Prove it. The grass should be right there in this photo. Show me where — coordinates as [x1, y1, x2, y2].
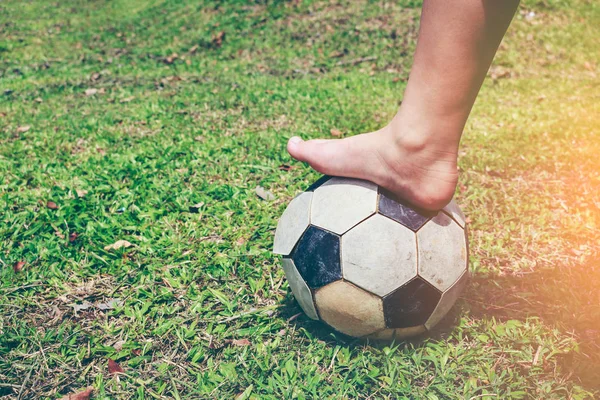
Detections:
[1, 0, 599, 398]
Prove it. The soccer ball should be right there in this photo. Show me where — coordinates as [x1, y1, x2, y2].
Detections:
[273, 176, 469, 340]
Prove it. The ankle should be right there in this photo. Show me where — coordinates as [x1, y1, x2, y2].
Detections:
[388, 104, 466, 157]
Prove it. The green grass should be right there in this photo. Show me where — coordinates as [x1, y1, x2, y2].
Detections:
[1, 0, 599, 398]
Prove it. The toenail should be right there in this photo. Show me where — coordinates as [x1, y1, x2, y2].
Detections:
[289, 136, 303, 144]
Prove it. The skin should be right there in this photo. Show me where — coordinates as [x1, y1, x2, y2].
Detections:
[287, 0, 521, 210]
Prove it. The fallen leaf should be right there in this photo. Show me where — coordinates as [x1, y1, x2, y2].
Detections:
[16, 125, 30, 133]
[69, 232, 78, 243]
[189, 202, 205, 213]
[189, 45, 199, 54]
[255, 186, 275, 201]
[90, 72, 101, 81]
[13, 261, 25, 273]
[56, 231, 66, 239]
[488, 65, 511, 80]
[97, 298, 123, 310]
[330, 128, 343, 137]
[76, 189, 88, 198]
[113, 340, 126, 351]
[212, 31, 226, 48]
[47, 201, 59, 210]
[85, 88, 98, 96]
[59, 387, 93, 400]
[231, 338, 251, 347]
[34, 97, 43, 103]
[108, 359, 124, 375]
[278, 164, 294, 171]
[329, 50, 344, 58]
[235, 237, 246, 246]
[120, 96, 135, 103]
[73, 301, 93, 313]
[131, 349, 142, 356]
[104, 240, 133, 251]
[199, 235, 224, 243]
[194, 135, 205, 142]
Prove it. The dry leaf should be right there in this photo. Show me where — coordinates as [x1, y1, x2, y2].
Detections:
[108, 359, 124, 375]
[212, 31, 226, 48]
[47, 201, 59, 210]
[189, 202, 205, 213]
[278, 164, 294, 171]
[73, 301, 92, 313]
[194, 135, 205, 142]
[56, 231, 66, 239]
[59, 387, 93, 400]
[69, 232, 78, 243]
[120, 96, 135, 103]
[85, 88, 98, 96]
[35, 97, 43, 103]
[189, 45, 199, 54]
[165, 53, 179, 64]
[97, 298, 123, 310]
[16, 125, 30, 133]
[131, 349, 142, 356]
[13, 261, 25, 273]
[112, 340, 126, 351]
[489, 65, 511, 80]
[104, 240, 133, 251]
[330, 128, 343, 137]
[76, 189, 88, 198]
[231, 338, 251, 347]
[255, 186, 275, 201]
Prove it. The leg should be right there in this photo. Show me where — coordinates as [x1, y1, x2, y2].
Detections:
[288, 0, 520, 210]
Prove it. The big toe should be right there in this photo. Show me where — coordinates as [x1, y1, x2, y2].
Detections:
[287, 136, 342, 174]
[287, 136, 328, 162]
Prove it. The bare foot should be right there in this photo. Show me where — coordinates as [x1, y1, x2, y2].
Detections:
[287, 122, 459, 211]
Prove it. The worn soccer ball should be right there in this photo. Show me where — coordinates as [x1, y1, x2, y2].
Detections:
[273, 176, 469, 340]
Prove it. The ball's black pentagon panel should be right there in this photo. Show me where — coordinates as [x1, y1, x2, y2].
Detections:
[305, 175, 332, 192]
[378, 190, 432, 231]
[383, 277, 442, 328]
[291, 225, 342, 289]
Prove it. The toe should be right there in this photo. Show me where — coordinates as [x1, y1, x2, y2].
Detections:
[287, 137, 332, 164]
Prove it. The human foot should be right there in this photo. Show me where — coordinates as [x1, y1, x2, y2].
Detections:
[287, 123, 459, 211]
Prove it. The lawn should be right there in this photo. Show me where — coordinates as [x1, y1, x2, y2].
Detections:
[1, 0, 599, 398]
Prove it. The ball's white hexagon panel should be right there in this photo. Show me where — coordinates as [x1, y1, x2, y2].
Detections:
[282, 258, 319, 320]
[417, 213, 467, 292]
[273, 192, 312, 255]
[314, 280, 385, 337]
[442, 199, 466, 228]
[342, 214, 417, 297]
[425, 271, 469, 330]
[311, 177, 377, 235]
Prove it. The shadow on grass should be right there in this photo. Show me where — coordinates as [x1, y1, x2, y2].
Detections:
[281, 256, 600, 392]
[466, 257, 600, 390]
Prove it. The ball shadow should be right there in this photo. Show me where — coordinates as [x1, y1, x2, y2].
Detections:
[280, 254, 600, 393]
[465, 257, 600, 390]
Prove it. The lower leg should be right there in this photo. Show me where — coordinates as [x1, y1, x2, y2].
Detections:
[288, 0, 520, 210]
